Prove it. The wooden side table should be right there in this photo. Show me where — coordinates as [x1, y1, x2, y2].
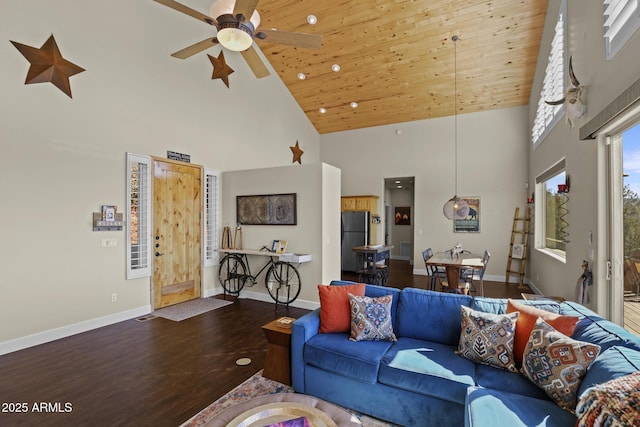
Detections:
[261, 318, 294, 385]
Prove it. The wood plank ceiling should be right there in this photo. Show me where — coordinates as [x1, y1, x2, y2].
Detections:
[254, 0, 548, 134]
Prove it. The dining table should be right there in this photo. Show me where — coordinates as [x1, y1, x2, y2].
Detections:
[425, 251, 484, 291]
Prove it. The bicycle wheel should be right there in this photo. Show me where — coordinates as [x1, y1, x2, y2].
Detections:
[218, 254, 247, 295]
[265, 262, 301, 304]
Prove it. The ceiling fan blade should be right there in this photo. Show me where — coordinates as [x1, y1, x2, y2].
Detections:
[171, 37, 219, 59]
[233, 0, 259, 22]
[241, 45, 270, 78]
[256, 29, 322, 49]
[153, 0, 217, 26]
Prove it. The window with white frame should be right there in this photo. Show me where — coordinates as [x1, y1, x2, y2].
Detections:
[204, 168, 220, 267]
[604, 0, 640, 60]
[126, 153, 152, 279]
[536, 159, 568, 261]
[532, 0, 566, 147]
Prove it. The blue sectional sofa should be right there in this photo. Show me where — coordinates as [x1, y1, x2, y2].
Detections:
[291, 282, 640, 426]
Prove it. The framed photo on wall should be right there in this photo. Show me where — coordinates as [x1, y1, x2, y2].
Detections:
[453, 197, 480, 233]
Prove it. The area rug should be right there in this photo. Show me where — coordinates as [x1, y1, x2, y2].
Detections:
[153, 298, 233, 322]
[180, 370, 397, 427]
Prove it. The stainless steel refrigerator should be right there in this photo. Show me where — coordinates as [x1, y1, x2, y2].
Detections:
[341, 211, 369, 272]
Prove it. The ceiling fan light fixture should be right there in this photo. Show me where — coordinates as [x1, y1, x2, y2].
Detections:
[210, 0, 260, 51]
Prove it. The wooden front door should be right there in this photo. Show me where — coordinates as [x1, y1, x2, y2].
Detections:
[152, 158, 202, 309]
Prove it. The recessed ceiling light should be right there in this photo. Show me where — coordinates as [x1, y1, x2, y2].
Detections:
[395, 180, 401, 184]
[307, 15, 317, 25]
[350, 101, 358, 108]
[297, 72, 306, 80]
[319, 107, 327, 114]
[397, 185, 403, 189]
[331, 64, 341, 72]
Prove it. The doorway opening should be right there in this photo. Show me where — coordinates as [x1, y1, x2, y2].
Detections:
[384, 177, 415, 265]
[622, 122, 640, 335]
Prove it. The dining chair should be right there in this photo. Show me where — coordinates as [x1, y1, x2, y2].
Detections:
[462, 250, 490, 296]
[422, 248, 445, 291]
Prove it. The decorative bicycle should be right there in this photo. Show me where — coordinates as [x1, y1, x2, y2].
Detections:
[218, 248, 301, 304]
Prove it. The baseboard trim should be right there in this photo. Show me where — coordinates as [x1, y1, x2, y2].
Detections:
[0, 305, 151, 356]
[239, 289, 320, 311]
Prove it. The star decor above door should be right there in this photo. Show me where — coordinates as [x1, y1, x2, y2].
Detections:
[10, 35, 85, 98]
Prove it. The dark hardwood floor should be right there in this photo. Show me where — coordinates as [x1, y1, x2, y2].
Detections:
[0, 298, 309, 427]
[0, 260, 528, 427]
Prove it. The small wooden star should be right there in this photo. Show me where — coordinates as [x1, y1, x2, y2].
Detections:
[290, 141, 304, 164]
[11, 35, 85, 98]
[208, 51, 234, 88]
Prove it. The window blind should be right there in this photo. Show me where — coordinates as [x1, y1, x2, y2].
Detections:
[204, 168, 220, 267]
[604, 0, 640, 59]
[532, 1, 566, 147]
[126, 153, 151, 279]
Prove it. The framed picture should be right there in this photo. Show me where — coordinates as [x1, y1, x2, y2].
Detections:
[102, 205, 117, 221]
[512, 243, 525, 259]
[394, 206, 411, 225]
[273, 240, 288, 254]
[453, 197, 480, 233]
[237, 193, 297, 225]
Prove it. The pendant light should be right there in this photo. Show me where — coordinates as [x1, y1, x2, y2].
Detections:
[443, 35, 470, 220]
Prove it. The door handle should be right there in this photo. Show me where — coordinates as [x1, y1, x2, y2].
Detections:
[155, 252, 164, 257]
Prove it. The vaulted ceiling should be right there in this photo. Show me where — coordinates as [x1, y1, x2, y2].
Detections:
[253, 0, 548, 134]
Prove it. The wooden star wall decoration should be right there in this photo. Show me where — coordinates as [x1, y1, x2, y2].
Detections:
[10, 35, 85, 98]
[290, 141, 304, 164]
[208, 51, 234, 88]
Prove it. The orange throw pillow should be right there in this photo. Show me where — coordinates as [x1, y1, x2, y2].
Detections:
[318, 283, 366, 333]
[507, 299, 579, 366]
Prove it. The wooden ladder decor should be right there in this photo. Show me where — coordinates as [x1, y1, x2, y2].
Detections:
[506, 207, 531, 289]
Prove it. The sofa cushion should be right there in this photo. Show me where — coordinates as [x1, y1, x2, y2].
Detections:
[348, 294, 397, 342]
[470, 297, 561, 315]
[465, 386, 577, 427]
[456, 306, 519, 372]
[578, 345, 640, 396]
[521, 318, 601, 412]
[379, 337, 476, 405]
[575, 371, 640, 426]
[303, 332, 393, 384]
[396, 288, 472, 345]
[507, 299, 579, 366]
[561, 301, 640, 353]
[474, 363, 549, 401]
[318, 283, 365, 333]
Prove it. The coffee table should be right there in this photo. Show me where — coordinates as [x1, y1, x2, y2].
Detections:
[201, 393, 362, 427]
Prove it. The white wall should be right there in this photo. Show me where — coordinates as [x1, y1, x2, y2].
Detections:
[220, 163, 340, 307]
[527, 0, 640, 306]
[320, 106, 530, 281]
[0, 0, 319, 352]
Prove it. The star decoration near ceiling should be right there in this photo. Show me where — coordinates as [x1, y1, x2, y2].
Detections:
[10, 35, 85, 98]
[208, 51, 234, 88]
[290, 141, 304, 164]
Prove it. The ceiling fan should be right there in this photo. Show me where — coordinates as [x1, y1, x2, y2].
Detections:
[153, 0, 322, 78]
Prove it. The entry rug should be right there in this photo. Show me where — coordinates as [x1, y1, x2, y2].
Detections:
[180, 371, 396, 427]
[153, 298, 233, 322]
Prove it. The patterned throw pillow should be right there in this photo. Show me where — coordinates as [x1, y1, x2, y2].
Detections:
[521, 318, 601, 412]
[576, 371, 640, 426]
[455, 305, 519, 372]
[348, 294, 397, 342]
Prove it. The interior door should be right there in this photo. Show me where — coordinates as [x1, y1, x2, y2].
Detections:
[153, 158, 202, 309]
